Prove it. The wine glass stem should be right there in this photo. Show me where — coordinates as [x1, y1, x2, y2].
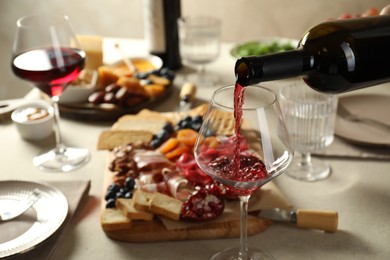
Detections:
[51, 98, 65, 152]
[198, 64, 206, 77]
[300, 152, 311, 167]
[238, 195, 251, 260]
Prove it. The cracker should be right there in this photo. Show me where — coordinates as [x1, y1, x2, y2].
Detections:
[97, 130, 153, 150]
[113, 115, 168, 134]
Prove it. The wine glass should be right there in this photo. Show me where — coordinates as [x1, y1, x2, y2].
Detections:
[11, 14, 90, 172]
[278, 82, 338, 181]
[178, 16, 221, 87]
[194, 84, 293, 259]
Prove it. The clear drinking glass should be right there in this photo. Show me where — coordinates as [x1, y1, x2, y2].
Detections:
[11, 14, 90, 172]
[278, 82, 338, 181]
[178, 16, 221, 87]
[194, 84, 293, 259]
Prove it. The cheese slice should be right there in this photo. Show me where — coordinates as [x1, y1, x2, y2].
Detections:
[76, 35, 103, 70]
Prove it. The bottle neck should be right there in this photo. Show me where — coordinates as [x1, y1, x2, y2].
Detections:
[235, 50, 312, 86]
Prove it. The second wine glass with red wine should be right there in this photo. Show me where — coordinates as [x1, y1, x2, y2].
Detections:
[194, 84, 293, 259]
[11, 14, 90, 172]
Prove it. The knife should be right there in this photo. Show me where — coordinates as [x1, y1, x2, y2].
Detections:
[0, 189, 41, 221]
[258, 208, 338, 233]
[176, 82, 196, 112]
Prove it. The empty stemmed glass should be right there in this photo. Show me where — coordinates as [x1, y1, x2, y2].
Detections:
[11, 14, 90, 172]
[278, 82, 338, 181]
[194, 84, 293, 259]
[178, 16, 221, 87]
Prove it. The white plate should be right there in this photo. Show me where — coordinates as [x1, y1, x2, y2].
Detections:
[230, 37, 299, 58]
[0, 180, 68, 258]
[335, 94, 390, 147]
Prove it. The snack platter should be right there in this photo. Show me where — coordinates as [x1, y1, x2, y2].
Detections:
[59, 55, 175, 121]
[99, 105, 290, 242]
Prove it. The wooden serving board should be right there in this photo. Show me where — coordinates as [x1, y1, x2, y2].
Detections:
[100, 168, 272, 243]
[98, 105, 291, 242]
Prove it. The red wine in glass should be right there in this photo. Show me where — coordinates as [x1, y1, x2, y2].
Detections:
[194, 83, 293, 259]
[11, 47, 85, 97]
[11, 14, 90, 173]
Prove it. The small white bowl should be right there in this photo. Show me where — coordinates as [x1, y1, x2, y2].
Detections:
[11, 101, 54, 141]
[59, 69, 98, 104]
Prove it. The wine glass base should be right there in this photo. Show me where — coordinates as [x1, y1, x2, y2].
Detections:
[286, 155, 330, 182]
[33, 146, 90, 173]
[210, 247, 275, 260]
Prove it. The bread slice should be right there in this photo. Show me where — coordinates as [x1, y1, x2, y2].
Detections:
[116, 198, 154, 221]
[100, 208, 132, 231]
[150, 192, 183, 221]
[133, 190, 154, 212]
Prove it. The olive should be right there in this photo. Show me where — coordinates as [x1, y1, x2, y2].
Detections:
[88, 91, 105, 104]
[103, 92, 116, 103]
[105, 83, 121, 93]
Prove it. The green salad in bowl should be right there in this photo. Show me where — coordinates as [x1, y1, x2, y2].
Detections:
[231, 37, 298, 58]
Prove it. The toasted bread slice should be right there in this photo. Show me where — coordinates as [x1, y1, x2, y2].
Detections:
[133, 190, 154, 212]
[116, 198, 154, 221]
[100, 208, 132, 231]
[150, 192, 183, 221]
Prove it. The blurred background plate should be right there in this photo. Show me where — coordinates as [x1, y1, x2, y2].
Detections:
[230, 37, 299, 58]
[335, 94, 390, 147]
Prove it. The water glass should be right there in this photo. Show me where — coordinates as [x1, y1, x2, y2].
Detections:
[278, 82, 338, 181]
[178, 16, 221, 87]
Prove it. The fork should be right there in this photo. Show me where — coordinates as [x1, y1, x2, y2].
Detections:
[337, 104, 390, 131]
[0, 189, 41, 221]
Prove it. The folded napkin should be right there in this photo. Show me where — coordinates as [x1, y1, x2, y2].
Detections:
[6, 180, 90, 260]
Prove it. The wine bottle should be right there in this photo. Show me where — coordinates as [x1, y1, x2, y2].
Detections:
[235, 15, 390, 93]
[143, 0, 182, 70]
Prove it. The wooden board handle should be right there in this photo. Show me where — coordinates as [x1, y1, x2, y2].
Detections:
[296, 209, 338, 233]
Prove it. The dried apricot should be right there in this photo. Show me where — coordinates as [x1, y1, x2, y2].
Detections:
[164, 144, 190, 160]
[177, 129, 198, 147]
[159, 138, 180, 154]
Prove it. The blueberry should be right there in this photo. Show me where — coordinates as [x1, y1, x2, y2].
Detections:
[150, 138, 162, 148]
[156, 130, 170, 141]
[105, 190, 116, 201]
[160, 68, 175, 80]
[125, 177, 136, 190]
[179, 119, 192, 129]
[191, 122, 202, 132]
[151, 69, 162, 76]
[124, 191, 133, 199]
[106, 198, 116, 208]
[162, 122, 174, 134]
[205, 128, 216, 137]
[116, 191, 125, 199]
[193, 115, 203, 124]
[135, 72, 149, 79]
[107, 183, 120, 193]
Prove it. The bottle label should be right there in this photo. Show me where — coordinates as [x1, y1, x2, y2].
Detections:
[143, 0, 166, 53]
